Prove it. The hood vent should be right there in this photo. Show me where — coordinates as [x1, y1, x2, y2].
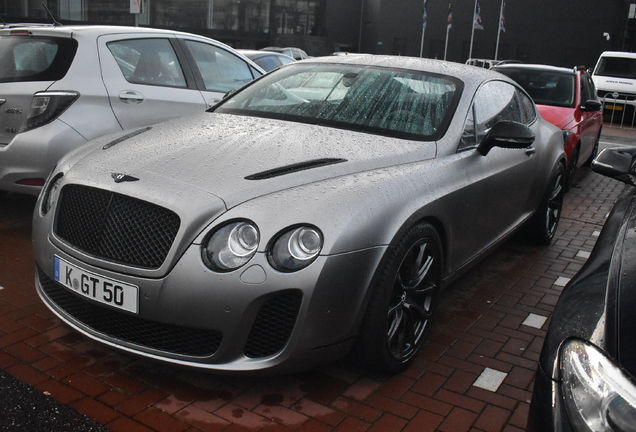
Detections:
[102, 126, 152, 150]
[245, 158, 347, 180]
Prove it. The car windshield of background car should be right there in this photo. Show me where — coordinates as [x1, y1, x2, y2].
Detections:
[216, 64, 461, 141]
[0, 35, 78, 83]
[596, 56, 636, 80]
[496, 68, 575, 108]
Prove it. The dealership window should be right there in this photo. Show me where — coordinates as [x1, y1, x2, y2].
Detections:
[23, 0, 323, 35]
[273, 0, 321, 35]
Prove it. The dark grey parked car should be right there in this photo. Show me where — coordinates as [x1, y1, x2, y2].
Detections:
[527, 147, 636, 432]
[32, 55, 566, 374]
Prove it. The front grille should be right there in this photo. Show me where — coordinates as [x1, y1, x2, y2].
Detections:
[54, 185, 180, 269]
[598, 91, 636, 102]
[244, 290, 302, 358]
[37, 266, 222, 358]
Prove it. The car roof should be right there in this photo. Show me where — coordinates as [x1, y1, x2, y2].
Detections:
[599, 51, 636, 59]
[0, 24, 215, 40]
[493, 63, 577, 75]
[299, 55, 499, 85]
[238, 49, 295, 61]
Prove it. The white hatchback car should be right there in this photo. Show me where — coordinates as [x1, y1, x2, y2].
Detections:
[0, 24, 264, 195]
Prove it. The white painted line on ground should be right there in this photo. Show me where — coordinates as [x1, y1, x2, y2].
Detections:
[593, 231, 601, 237]
[555, 276, 570, 287]
[473, 368, 508, 392]
[523, 313, 548, 329]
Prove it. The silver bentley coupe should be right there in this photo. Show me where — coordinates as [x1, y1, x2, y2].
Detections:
[33, 55, 566, 374]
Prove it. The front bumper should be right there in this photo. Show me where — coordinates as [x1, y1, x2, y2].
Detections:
[527, 362, 575, 432]
[34, 237, 386, 373]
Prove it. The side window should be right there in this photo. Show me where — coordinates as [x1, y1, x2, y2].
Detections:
[254, 55, 281, 72]
[184, 40, 256, 93]
[516, 88, 536, 125]
[460, 81, 534, 151]
[581, 74, 596, 102]
[107, 38, 187, 88]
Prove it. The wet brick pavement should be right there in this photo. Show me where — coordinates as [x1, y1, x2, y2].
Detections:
[0, 128, 633, 432]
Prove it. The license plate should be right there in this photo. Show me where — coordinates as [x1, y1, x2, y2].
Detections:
[54, 256, 139, 313]
[606, 104, 623, 111]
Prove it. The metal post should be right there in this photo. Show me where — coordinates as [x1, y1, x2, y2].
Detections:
[468, 0, 477, 60]
[358, 0, 364, 53]
[444, 25, 450, 60]
[494, 0, 504, 60]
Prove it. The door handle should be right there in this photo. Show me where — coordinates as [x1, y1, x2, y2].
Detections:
[525, 147, 536, 156]
[118, 91, 144, 104]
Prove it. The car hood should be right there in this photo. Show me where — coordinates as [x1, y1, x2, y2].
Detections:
[536, 104, 576, 130]
[66, 112, 437, 210]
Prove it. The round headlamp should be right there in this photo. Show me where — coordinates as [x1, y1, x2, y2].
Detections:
[269, 226, 323, 272]
[201, 221, 260, 272]
[41, 173, 63, 216]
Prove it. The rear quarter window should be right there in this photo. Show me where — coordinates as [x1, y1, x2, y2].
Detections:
[0, 35, 78, 82]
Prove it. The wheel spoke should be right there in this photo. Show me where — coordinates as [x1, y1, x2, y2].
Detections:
[387, 304, 404, 342]
[404, 241, 433, 289]
[405, 296, 432, 320]
[549, 174, 563, 200]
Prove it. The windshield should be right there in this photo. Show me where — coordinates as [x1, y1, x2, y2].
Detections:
[495, 68, 575, 108]
[215, 63, 462, 141]
[0, 35, 77, 83]
[595, 56, 636, 80]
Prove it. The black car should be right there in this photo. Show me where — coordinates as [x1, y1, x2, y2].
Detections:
[527, 147, 636, 431]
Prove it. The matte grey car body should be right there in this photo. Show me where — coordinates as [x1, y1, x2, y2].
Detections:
[32, 55, 566, 374]
[0, 24, 263, 195]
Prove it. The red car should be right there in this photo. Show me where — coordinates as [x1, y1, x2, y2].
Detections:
[493, 64, 603, 189]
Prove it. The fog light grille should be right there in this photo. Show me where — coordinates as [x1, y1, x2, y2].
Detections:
[244, 290, 302, 358]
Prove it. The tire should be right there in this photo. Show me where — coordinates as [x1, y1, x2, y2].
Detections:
[584, 127, 602, 167]
[356, 222, 442, 375]
[565, 145, 579, 192]
[528, 163, 565, 245]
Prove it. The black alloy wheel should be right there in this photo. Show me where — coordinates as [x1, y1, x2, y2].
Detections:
[529, 163, 565, 245]
[357, 222, 442, 374]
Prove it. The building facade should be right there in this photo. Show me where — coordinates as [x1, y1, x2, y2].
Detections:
[4, 0, 636, 68]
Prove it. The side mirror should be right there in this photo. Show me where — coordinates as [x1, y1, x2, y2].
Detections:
[582, 100, 602, 112]
[477, 121, 535, 156]
[592, 147, 636, 187]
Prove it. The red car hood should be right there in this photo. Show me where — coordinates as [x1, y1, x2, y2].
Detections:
[536, 104, 576, 130]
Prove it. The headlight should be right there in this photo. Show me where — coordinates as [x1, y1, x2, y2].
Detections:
[269, 226, 322, 272]
[41, 173, 63, 216]
[561, 339, 636, 432]
[201, 221, 259, 272]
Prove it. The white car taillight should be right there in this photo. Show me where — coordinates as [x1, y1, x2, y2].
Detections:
[21, 91, 79, 133]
